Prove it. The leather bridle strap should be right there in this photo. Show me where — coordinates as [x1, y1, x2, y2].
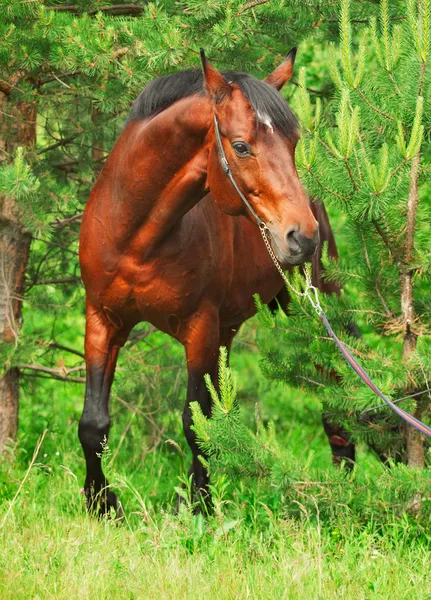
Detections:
[213, 114, 266, 229]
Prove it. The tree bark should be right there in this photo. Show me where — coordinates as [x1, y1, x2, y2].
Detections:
[400, 153, 424, 468]
[91, 106, 105, 175]
[0, 89, 35, 453]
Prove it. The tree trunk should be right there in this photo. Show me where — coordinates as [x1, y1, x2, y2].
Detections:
[91, 106, 105, 175]
[0, 89, 35, 453]
[400, 153, 424, 468]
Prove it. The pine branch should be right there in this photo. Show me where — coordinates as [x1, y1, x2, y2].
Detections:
[22, 373, 85, 384]
[45, 3, 147, 16]
[307, 168, 352, 200]
[36, 134, 80, 155]
[18, 363, 85, 384]
[38, 72, 82, 86]
[372, 219, 403, 266]
[360, 231, 392, 317]
[52, 213, 83, 228]
[24, 276, 81, 287]
[291, 81, 334, 96]
[237, 0, 270, 15]
[344, 158, 357, 190]
[354, 87, 395, 122]
[388, 72, 402, 97]
[126, 326, 156, 348]
[362, 387, 431, 415]
[33, 237, 79, 257]
[48, 342, 85, 359]
[44, 5, 80, 12]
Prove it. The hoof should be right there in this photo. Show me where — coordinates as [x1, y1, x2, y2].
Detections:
[83, 485, 124, 521]
[174, 487, 213, 516]
[194, 489, 213, 515]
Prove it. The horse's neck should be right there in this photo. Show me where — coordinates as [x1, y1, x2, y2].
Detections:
[102, 96, 212, 252]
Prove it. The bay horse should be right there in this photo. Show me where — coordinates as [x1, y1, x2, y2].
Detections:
[79, 49, 353, 517]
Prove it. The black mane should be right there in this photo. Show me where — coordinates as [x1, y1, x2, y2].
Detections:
[127, 69, 298, 138]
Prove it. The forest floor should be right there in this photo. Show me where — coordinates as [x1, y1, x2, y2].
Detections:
[1, 320, 431, 600]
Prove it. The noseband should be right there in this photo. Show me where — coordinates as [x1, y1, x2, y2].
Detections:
[213, 115, 266, 229]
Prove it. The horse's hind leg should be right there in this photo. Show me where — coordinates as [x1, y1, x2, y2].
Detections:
[322, 415, 355, 469]
[78, 301, 128, 518]
[273, 287, 356, 468]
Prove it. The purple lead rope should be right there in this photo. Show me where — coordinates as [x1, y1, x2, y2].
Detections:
[319, 312, 431, 438]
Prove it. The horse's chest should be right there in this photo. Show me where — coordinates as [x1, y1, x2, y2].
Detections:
[219, 255, 283, 326]
[135, 263, 204, 314]
[101, 249, 217, 333]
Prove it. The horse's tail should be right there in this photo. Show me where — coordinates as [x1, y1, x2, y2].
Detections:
[310, 198, 361, 338]
[310, 198, 340, 295]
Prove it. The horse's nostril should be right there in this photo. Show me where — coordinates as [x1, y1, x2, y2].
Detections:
[286, 227, 301, 251]
[286, 227, 319, 257]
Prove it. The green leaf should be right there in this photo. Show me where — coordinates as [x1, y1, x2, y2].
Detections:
[214, 519, 242, 537]
[406, 96, 424, 159]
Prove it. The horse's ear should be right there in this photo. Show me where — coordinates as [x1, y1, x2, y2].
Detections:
[200, 48, 232, 104]
[264, 48, 297, 91]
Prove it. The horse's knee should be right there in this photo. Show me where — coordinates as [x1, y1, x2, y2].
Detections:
[78, 413, 110, 454]
[182, 403, 195, 447]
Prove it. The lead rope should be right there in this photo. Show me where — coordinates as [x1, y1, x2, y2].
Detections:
[259, 222, 431, 438]
[213, 115, 431, 438]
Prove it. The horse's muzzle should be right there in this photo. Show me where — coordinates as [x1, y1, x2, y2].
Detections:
[265, 224, 319, 268]
[285, 227, 320, 264]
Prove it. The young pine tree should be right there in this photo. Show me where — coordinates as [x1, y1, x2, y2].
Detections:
[256, 0, 431, 467]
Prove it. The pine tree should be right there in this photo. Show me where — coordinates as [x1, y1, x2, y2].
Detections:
[257, 0, 431, 467]
[192, 346, 431, 526]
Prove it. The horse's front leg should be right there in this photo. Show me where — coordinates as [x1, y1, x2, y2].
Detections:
[78, 300, 128, 518]
[181, 306, 220, 509]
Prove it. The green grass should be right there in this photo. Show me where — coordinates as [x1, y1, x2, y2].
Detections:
[1, 461, 431, 600]
[1, 321, 431, 599]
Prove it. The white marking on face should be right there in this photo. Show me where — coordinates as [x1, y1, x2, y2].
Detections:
[257, 111, 274, 134]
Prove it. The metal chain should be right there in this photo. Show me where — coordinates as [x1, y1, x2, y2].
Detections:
[259, 223, 323, 316]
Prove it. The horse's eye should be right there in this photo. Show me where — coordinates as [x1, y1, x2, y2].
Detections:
[232, 141, 250, 157]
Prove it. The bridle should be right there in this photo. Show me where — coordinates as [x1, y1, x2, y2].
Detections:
[212, 112, 431, 439]
[213, 115, 266, 229]
[212, 114, 322, 311]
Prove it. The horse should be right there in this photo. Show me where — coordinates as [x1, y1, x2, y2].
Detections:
[79, 49, 353, 517]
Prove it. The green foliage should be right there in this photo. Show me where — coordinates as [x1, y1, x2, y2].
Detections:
[259, 0, 431, 460]
[0, 148, 40, 202]
[192, 347, 280, 479]
[193, 351, 431, 531]
[2, 329, 431, 599]
[0, 0, 388, 387]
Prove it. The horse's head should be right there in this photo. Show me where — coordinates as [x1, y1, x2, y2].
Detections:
[202, 50, 319, 267]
